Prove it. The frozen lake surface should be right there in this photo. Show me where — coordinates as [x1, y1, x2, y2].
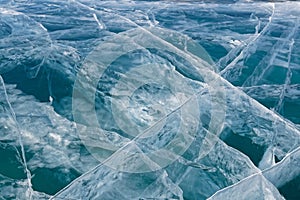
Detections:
[0, 0, 299, 199]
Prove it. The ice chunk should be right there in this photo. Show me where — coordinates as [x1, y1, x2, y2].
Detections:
[258, 146, 275, 170]
[263, 147, 300, 189]
[0, 9, 50, 78]
[0, 80, 98, 195]
[0, 174, 50, 200]
[208, 174, 285, 200]
[52, 166, 183, 200]
[210, 138, 300, 200]
[166, 132, 259, 199]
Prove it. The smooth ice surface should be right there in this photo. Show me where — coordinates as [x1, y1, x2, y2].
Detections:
[0, 0, 300, 199]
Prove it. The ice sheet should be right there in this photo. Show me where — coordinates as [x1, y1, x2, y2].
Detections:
[0, 0, 299, 199]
